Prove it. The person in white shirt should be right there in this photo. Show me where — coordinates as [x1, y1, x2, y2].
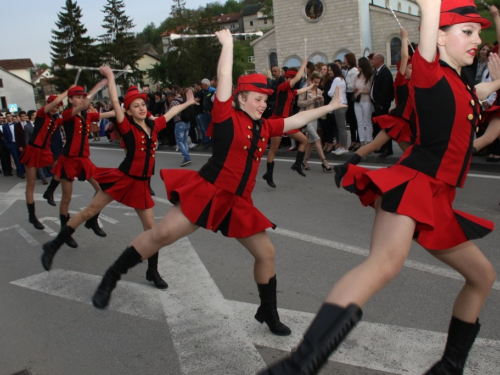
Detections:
[328, 64, 348, 155]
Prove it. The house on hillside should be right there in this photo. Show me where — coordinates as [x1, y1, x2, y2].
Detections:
[240, 3, 273, 34]
[214, 12, 241, 33]
[0, 66, 36, 112]
[251, 0, 419, 72]
[135, 44, 161, 88]
[32, 68, 54, 85]
[0, 59, 35, 83]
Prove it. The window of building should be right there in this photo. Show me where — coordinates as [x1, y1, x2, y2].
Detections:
[250, 21, 254, 26]
[264, 19, 268, 24]
[284, 56, 302, 68]
[269, 52, 278, 68]
[1, 96, 7, 110]
[302, 0, 325, 23]
[0, 79, 3, 88]
[389, 37, 402, 66]
[398, 2, 402, 11]
[308, 53, 328, 64]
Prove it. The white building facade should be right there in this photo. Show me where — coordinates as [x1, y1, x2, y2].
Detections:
[251, 0, 420, 71]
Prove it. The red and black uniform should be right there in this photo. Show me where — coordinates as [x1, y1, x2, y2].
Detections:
[270, 81, 300, 134]
[20, 108, 62, 168]
[161, 96, 285, 237]
[342, 50, 494, 250]
[373, 71, 414, 144]
[93, 116, 166, 209]
[52, 109, 100, 181]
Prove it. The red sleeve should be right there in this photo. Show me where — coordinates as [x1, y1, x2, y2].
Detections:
[394, 72, 408, 87]
[277, 81, 291, 93]
[36, 107, 46, 118]
[154, 116, 167, 134]
[264, 118, 285, 138]
[62, 108, 74, 122]
[211, 95, 233, 123]
[411, 49, 443, 89]
[116, 116, 131, 135]
[87, 112, 100, 122]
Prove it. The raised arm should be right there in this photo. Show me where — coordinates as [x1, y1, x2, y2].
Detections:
[290, 59, 308, 88]
[163, 90, 196, 122]
[476, 53, 500, 100]
[45, 86, 73, 114]
[415, 0, 441, 62]
[296, 84, 314, 96]
[399, 27, 409, 76]
[490, 5, 500, 43]
[70, 79, 108, 118]
[215, 29, 234, 102]
[99, 66, 124, 124]
[284, 86, 346, 132]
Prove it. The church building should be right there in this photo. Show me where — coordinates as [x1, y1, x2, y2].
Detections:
[251, 0, 420, 71]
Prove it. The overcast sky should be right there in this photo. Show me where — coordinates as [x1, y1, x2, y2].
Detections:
[1, 0, 209, 65]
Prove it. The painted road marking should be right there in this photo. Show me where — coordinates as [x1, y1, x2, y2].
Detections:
[0, 224, 39, 246]
[11, 268, 500, 375]
[272, 227, 500, 291]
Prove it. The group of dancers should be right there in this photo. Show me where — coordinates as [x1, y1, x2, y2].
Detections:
[17, 0, 500, 373]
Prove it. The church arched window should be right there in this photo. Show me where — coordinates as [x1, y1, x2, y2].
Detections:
[389, 36, 402, 66]
[269, 52, 278, 69]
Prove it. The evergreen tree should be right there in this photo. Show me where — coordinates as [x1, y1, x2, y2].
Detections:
[99, 0, 139, 86]
[50, 0, 99, 90]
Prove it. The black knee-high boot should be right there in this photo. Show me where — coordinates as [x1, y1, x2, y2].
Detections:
[60, 214, 78, 248]
[259, 303, 362, 375]
[262, 161, 276, 188]
[92, 246, 142, 309]
[146, 253, 168, 289]
[291, 151, 306, 177]
[255, 275, 291, 336]
[41, 225, 76, 270]
[425, 316, 480, 375]
[43, 178, 60, 206]
[84, 212, 107, 237]
[27, 203, 44, 230]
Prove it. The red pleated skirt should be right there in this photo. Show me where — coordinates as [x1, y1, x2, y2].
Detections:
[160, 169, 276, 238]
[480, 105, 500, 130]
[20, 145, 54, 168]
[93, 168, 154, 209]
[342, 164, 494, 250]
[373, 115, 411, 144]
[51, 156, 96, 181]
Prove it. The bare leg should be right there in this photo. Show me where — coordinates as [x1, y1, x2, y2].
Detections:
[289, 131, 308, 152]
[238, 231, 291, 336]
[130, 204, 199, 260]
[427, 241, 496, 323]
[135, 207, 155, 231]
[266, 136, 281, 163]
[25, 166, 37, 204]
[237, 231, 275, 284]
[88, 177, 101, 193]
[60, 179, 73, 216]
[325, 199, 416, 307]
[66, 190, 114, 229]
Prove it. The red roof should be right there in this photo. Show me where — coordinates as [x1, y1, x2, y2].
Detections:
[0, 59, 35, 70]
[161, 25, 187, 37]
[213, 12, 241, 24]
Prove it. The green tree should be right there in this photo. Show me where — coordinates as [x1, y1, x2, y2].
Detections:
[50, 0, 99, 90]
[99, 0, 139, 87]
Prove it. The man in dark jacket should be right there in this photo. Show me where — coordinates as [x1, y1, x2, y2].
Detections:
[370, 53, 395, 158]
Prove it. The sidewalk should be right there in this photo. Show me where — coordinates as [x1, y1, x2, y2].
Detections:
[89, 138, 500, 174]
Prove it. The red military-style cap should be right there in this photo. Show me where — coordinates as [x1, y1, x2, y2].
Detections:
[233, 74, 274, 96]
[124, 86, 147, 110]
[440, 0, 491, 29]
[285, 70, 297, 79]
[68, 86, 87, 97]
[396, 56, 412, 71]
[47, 95, 63, 106]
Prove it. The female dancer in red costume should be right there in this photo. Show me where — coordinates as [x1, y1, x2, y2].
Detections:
[51, 83, 116, 248]
[260, 1, 499, 373]
[91, 30, 345, 337]
[20, 90, 69, 230]
[262, 59, 313, 187]
[41, 67, 196, 289]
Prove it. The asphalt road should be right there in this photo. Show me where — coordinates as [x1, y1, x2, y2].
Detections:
[0, 146, 499, 375]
